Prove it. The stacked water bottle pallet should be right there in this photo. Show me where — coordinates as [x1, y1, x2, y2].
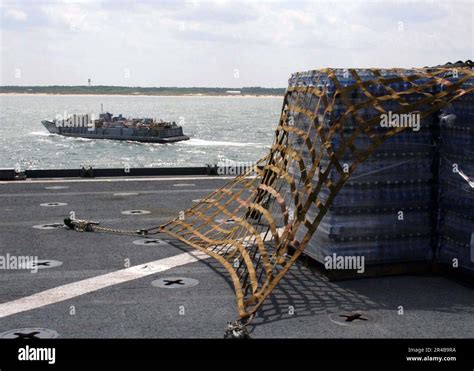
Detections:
[286, 67, 472, 280]
[437, 83, 474, 277]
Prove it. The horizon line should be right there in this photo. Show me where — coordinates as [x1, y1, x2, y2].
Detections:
[0, 85, 287, 89]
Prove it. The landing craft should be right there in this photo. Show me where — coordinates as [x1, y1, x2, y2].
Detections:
[42, 111, 190, 143]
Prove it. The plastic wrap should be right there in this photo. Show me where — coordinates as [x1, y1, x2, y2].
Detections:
[437, 88, 474, 271]
[288, 69, 441, 265]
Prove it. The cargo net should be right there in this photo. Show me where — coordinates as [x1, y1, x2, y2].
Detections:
[147, 67, 474, 319]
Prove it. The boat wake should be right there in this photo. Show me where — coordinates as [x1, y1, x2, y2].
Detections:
[29, 131, 52, 136]
[183, 138, 259, 147]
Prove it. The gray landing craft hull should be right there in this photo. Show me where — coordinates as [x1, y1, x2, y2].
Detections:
[41, 121, 190, 143]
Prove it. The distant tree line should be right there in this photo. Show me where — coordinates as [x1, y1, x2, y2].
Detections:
[0, 86, 285, 96]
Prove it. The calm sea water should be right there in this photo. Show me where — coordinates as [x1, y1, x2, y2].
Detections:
[0, 95, 282, 170]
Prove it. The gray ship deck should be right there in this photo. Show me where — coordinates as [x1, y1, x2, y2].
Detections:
[0, 176, 472, 338]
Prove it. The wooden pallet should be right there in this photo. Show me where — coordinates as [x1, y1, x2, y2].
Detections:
[295, 252, 434, 281]
[434, 263, 474, 287]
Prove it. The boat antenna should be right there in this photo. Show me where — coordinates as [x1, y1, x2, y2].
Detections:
[101, 103, 103, 114]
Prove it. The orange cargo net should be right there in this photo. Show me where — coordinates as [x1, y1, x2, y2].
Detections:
[146, 66, 474, 319]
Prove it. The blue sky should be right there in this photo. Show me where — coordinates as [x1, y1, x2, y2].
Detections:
[1, 0, 472, 87]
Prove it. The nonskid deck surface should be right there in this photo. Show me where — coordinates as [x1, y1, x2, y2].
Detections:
[0, 176, 472, 338]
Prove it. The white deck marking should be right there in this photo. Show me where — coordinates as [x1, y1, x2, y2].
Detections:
[0, 251, 209, 319]
[0, 226, 283, 319]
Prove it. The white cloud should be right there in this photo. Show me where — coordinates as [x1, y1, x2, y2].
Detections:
[0, 0, 472, 86]
[6, 8, 27, 21]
